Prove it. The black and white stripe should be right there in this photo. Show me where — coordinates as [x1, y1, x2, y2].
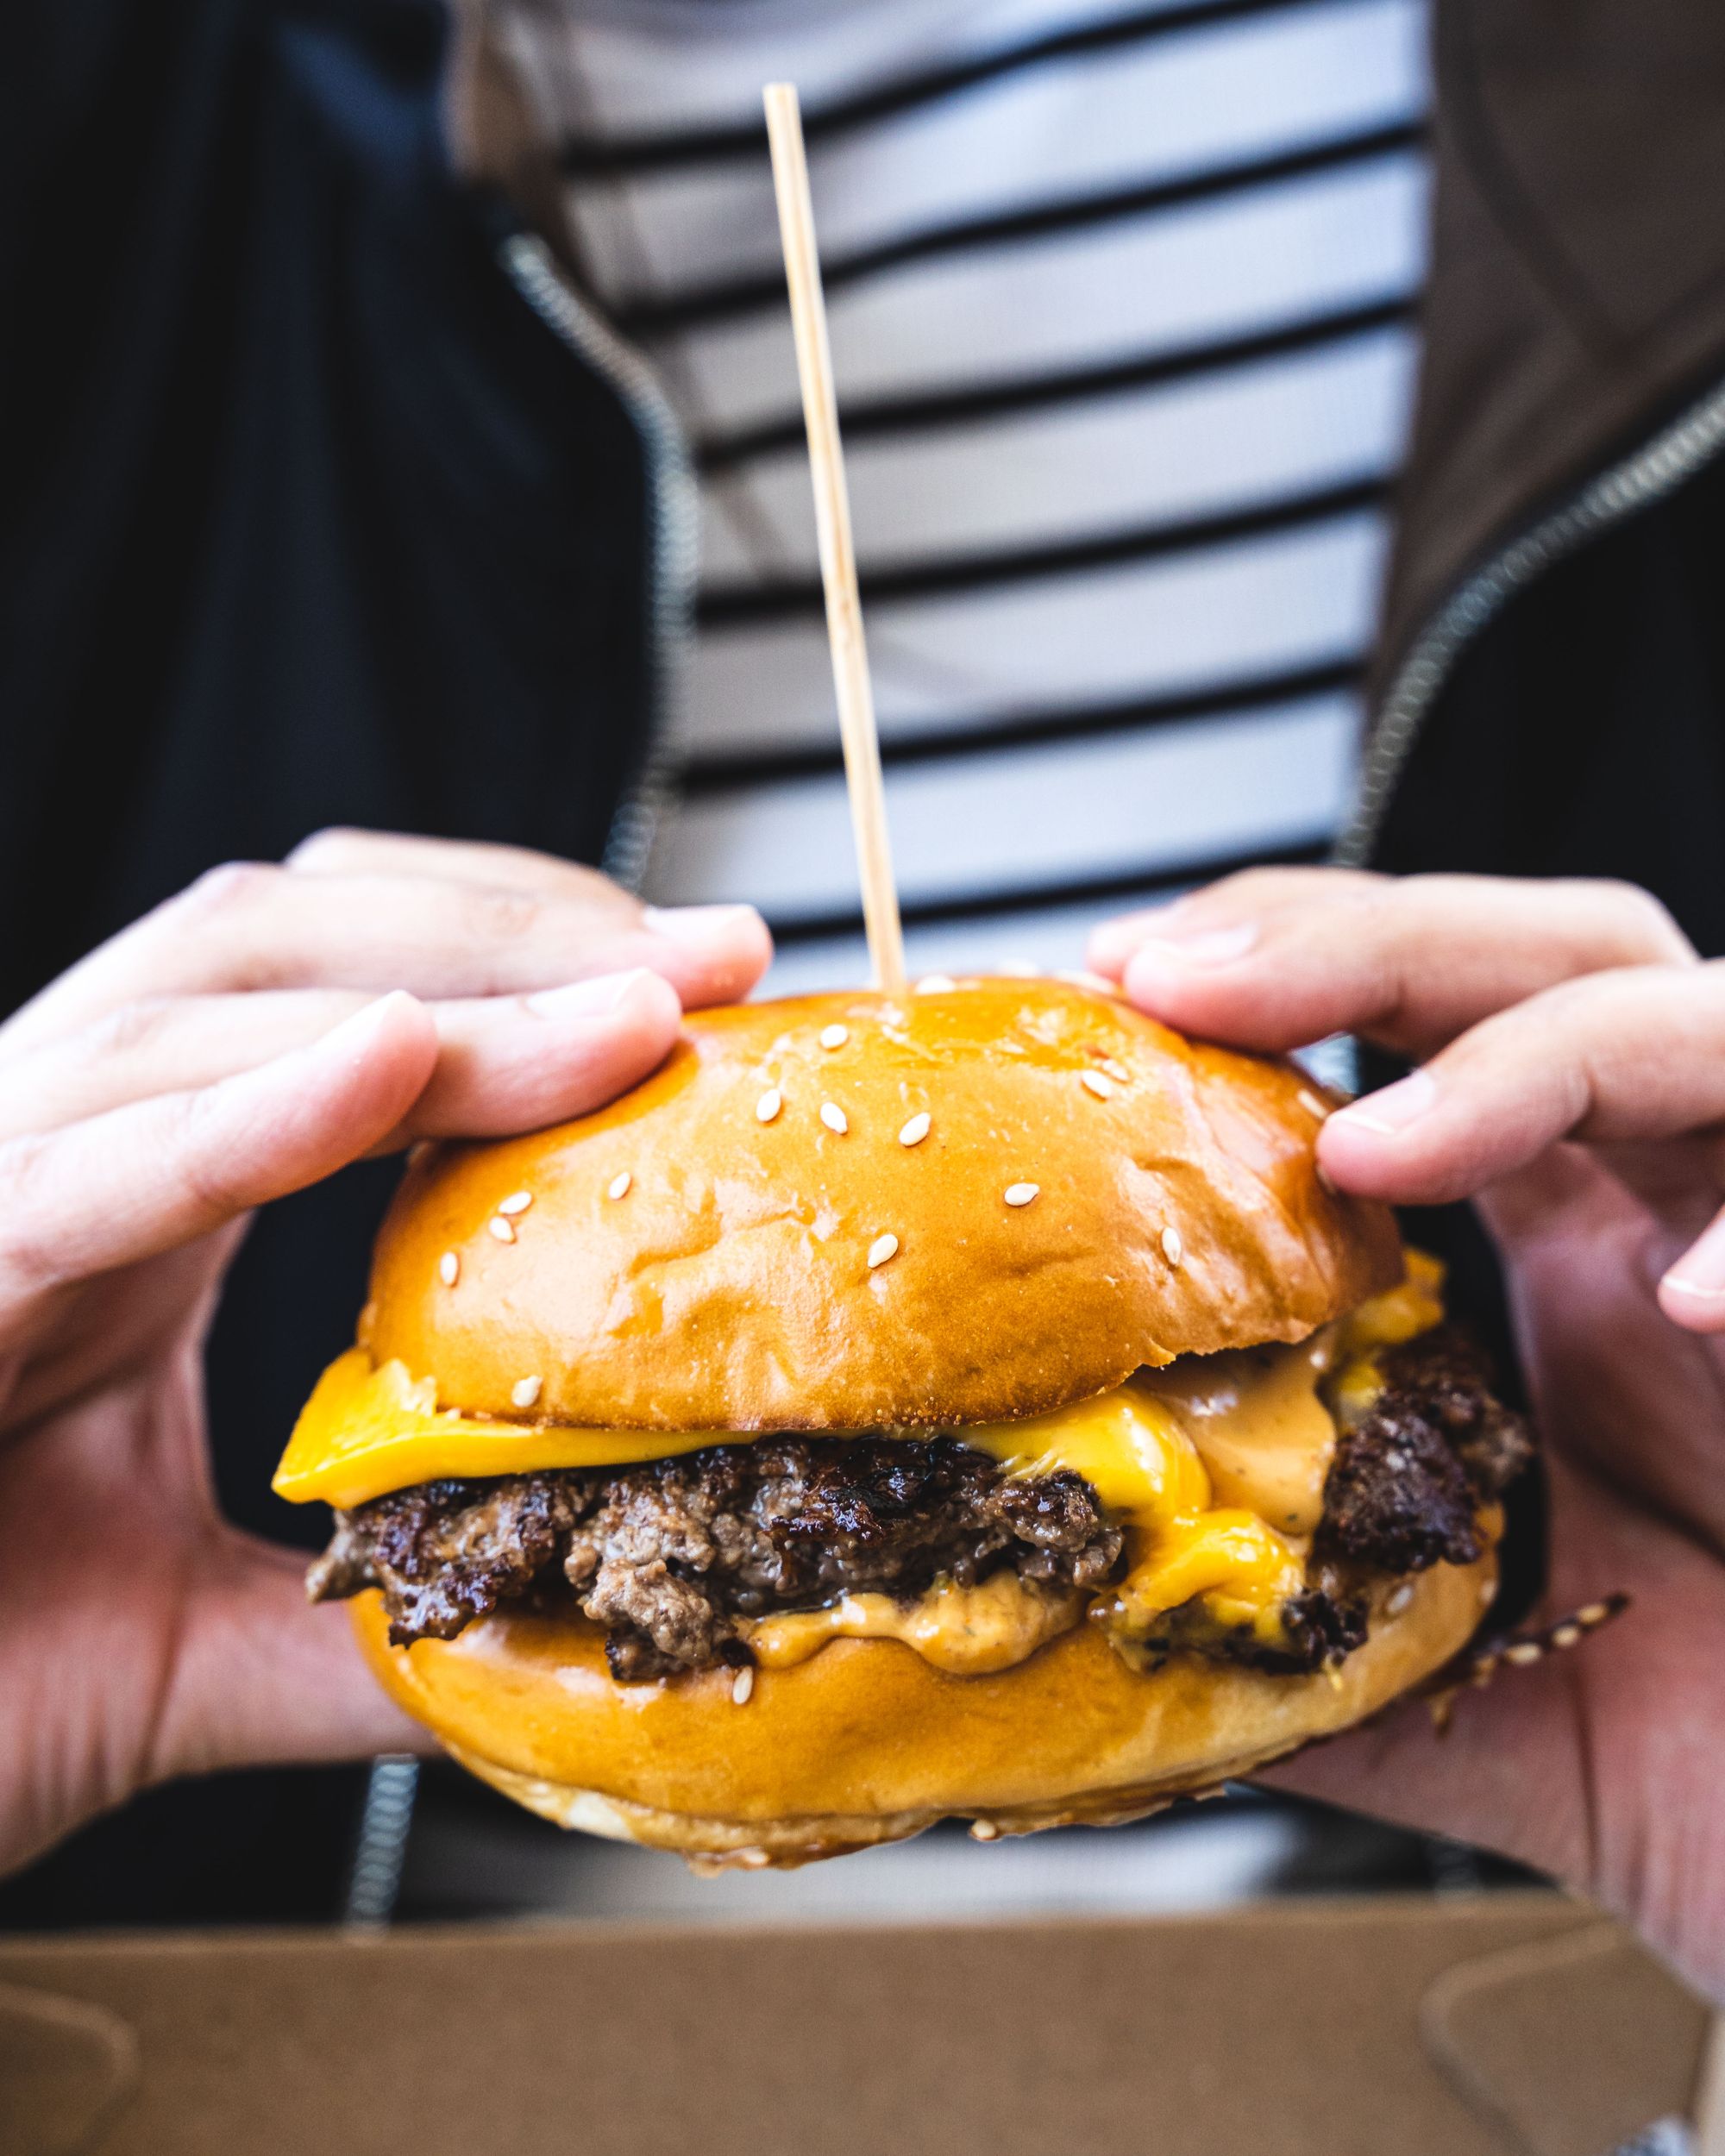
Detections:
[499, 0, 1429, 989]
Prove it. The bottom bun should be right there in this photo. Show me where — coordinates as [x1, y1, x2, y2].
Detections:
[353, 1546, 1494, 1868]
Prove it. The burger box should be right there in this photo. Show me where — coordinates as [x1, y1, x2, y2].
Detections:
[0, 1892, 1712, 2154]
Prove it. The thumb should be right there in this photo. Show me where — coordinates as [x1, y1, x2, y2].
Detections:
[0, 992, 437, 1322]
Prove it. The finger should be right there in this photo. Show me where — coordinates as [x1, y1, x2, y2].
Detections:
[0, 969, 683, 1141]
[1088, 866, 1371, 975]
[0, 992, 437, 1312]
[1, 866, 769, 1055]
[285, 825, 627, 902]
[1316, 961, 1725, 1206]
[1657, 1204, 1725, 1332]
[1088, 868, 1694, 1061]
[381, 968, 682, 1142]
[150, 1532, 434, 1783]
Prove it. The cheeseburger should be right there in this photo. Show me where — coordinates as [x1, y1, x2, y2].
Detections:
[277, 978, 1529, 1866]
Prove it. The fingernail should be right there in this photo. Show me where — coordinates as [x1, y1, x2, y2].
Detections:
[1123, 924, 1259, 1002]
[525, 968, 656, 1019]
[1659, 1269, 1725, 1304]
[1330, 1069, 1437, 1138]
[1147, 923, 1259, 964]
[326, 988, 418, 1043]
[1088, 903, 1187, 970]
[643, 903, 764, 948]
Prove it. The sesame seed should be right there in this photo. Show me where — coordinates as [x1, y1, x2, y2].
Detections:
[731, 1667, 755, 1706]
[1004, 1182, 1039, 1208]
[607, 1170, 632, 1200]
[1504, 1641, 1543, 1667]
[868, 1233, 900, 1269]
[511, 1375, 543, 1410]
[970, 1820, 1000, 1842]
[914, 974, 957, 994]
[497, 1190, 533, 1216]
[1480, 1580, 1496, 1605]
[487, 1215, 517, 1244]
[438, 1251, 460, 1288]
[820, 1101, 849, 1135]
[1297, 1089, 1329, 1120]
[756, 1087, 783, 1124]
[1386, 1583, 1414, 1615]
[819, 1023, 849, 1050]
[1100, 1057, 1130, 1084]
[1080, 1069, 1114, 1100]
[1057, 968, 1117, 995]
[1576, 1601, 1609, 1626]
[1161, 1226, 1183, 1266]
[1551, 1623, 1582, 1650]
[899, 1112, 932, 1147]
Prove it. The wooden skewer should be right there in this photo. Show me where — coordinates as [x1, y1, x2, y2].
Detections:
[764, 82, 907, 997]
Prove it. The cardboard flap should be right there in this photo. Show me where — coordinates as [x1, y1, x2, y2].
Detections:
[0, 1980, 140, 2156]
[1421, 1921, 1709, 2156]
[0, 1898, 1703, 2155]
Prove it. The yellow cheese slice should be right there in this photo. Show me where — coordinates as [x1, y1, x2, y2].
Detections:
[963, 1388, 1303, 1649]
[276, 1255, 1440, 1664]
[273, 1351, 722, 1509]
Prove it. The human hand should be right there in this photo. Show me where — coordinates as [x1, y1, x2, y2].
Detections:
[1091, 868, 1725, 2000]
[0, 830, 769, 1875]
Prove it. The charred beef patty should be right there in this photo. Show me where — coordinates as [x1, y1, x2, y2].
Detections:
[310, 1437, 1121, 1680]
[1318, 1327, 1531, 1574]
[310, 1324, 1529, 1680]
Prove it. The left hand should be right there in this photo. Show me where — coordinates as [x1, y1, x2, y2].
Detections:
[1090, 868, 1725, 2000]
[0, 829, 771, 1876]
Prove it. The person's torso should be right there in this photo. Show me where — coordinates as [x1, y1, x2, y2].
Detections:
[500, 0, 1432, 984]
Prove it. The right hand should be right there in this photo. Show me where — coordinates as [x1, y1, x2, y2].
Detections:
[1090, 868, 1725, 1998]
[0, 829, 770, 1875]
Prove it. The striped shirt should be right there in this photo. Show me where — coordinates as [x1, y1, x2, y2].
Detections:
[501, 0, 1430, 990]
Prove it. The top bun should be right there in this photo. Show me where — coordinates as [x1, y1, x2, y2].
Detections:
[366, 980, 1401, 1434]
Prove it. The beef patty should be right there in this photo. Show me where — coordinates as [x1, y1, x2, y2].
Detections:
[309, 1323, 1529, 1682]
[310, 1437, 1122, 1680]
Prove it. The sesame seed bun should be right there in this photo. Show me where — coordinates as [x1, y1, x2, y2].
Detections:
[366, 980, 1402, 1432]
[317, 981, 1484, 1864]
[348, 1547, 1495, 1868]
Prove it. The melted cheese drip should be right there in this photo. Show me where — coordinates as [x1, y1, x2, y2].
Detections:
[1330, 1246, 1447, 1425]
[1134, 1333, 1339, 1536]
[275, 1255, 1446, 1672]
[746, 1573, 1082, 1675]
[961, 1388, 1303, 1651]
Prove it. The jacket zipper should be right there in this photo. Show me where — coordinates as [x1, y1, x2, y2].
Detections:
[1337, 368, 1725, 868]
[342, 1754, 422, 1928]
[499, 230, 699, 895]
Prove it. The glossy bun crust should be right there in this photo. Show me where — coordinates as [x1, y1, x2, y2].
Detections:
[366, 981, 1400, 1432]
[351, 1546, 1494, 1867]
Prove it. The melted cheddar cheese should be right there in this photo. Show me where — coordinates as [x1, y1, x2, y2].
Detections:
[273, 1352, 724, 1509]
[960, 1384, 1304, 1651]
[745, 1572, 1082, 1675]
[275, 1254, 1446, 1675]
[1330, 1246, 1446, 1426]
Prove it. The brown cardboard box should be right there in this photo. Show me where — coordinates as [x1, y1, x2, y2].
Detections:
[0, 1893, 1707, 2156]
